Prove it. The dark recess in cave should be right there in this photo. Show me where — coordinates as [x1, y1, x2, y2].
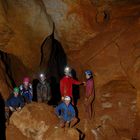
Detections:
[0, 93, 6, 140]
[33, 33, 67, 105]
[47, 33, 67, 105]
[0, 51, 16, 88]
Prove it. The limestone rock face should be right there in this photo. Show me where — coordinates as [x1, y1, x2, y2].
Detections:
[43, 1, 140, 136]
[0, 0, 140, 139]
[43, 0, 98, 52]
[97, 80, 137, 137]
[0, 0, 53, 70]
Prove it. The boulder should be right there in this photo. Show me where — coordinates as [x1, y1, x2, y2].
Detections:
[8, 102, 79, 140]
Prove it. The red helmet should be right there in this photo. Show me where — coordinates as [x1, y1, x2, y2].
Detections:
[23, 77, 30, 83]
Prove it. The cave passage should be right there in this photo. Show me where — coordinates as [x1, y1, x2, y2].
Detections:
[33, 34, 67, 105]
[48, 36, 67, 105]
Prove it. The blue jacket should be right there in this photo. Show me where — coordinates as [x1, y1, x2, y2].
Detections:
[6, 96, 24, 108]
[55, 102, 75, 121]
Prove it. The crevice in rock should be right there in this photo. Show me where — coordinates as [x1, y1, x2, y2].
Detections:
[1, 0, 8, 15]
[47, 33, 67, 81]
[39, 28, 67, 104]
[39, 27, 67, 81]
[0, 51, 16, 88]
[39, 35, 52, 67]
[40, 23, 55, 68]
[0, 93, 6, 140]
[95, 10, 110, 24]
[76, 128, 85, 140]
[47, 33, 67, 104]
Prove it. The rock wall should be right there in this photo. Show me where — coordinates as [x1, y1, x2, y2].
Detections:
[0, 0, 53, 69]
[0, 59, 12, 99]
[0, 0, 140, 139]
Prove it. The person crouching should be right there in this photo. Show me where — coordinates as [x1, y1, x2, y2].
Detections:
[6, 87, 24, 112]
[5, 87, 24, 124]
[55, 96, 78, 128]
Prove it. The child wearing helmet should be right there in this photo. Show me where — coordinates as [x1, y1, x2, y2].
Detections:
[55, 96, 78, 128]
[84, 70, 95, 120]
[19, 77, 33, 103]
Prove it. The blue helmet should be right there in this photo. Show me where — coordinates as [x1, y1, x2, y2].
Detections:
[85, 70, 92, 75]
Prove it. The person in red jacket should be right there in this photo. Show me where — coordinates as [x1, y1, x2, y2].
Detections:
[60, 66, 84, 104]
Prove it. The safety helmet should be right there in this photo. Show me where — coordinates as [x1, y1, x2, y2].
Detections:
[13, 87, 19, 93]
[85, 70, 92, 76]
[39, 73, 45, 78]
[64, 96, 71, 101]
[23, 77, 30, 83]
[64, 66, 71, 76]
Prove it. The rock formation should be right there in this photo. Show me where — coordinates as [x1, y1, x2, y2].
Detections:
[0, 0, 140, 139]
[7, 103, 79, 140]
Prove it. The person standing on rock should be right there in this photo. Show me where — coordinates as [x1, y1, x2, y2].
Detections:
[60, 66, 84, 105]
[37, 73, 51, 103]
[84, 70, 95, 120]
[19, 77, 33, 103]
[55, 96, 78, 128]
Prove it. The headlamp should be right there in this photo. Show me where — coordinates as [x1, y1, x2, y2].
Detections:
[40, 73, 44, 78]
[65, 66, 70, 71]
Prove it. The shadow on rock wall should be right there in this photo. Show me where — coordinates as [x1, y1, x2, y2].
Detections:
[0, 93, 6, 140]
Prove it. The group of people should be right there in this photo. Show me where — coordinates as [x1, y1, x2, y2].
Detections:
[5, 66, 95, 128]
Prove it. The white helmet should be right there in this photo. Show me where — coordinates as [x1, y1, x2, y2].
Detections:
[64, 66, 71, 76]
[39, 73, 45, 78]
[64, 96, 71, 101]
[39, 73, 46, 81]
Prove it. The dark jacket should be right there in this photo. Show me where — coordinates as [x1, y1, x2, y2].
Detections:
[19, 84, 33, 102]
[6, 96, 24, 109]
[37, 80, 51, 102]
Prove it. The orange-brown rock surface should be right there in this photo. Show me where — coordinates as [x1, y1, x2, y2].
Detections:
[7, 103, 79, 140]
[0, 0, 53, 70]
[0, 60, 12, 99]
[0, 0, 140, 139]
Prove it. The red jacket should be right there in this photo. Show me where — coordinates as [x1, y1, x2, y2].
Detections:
[60, 76, 81, 97]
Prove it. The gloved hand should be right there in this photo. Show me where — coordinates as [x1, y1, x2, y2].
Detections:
[9, 106, 15, 112]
